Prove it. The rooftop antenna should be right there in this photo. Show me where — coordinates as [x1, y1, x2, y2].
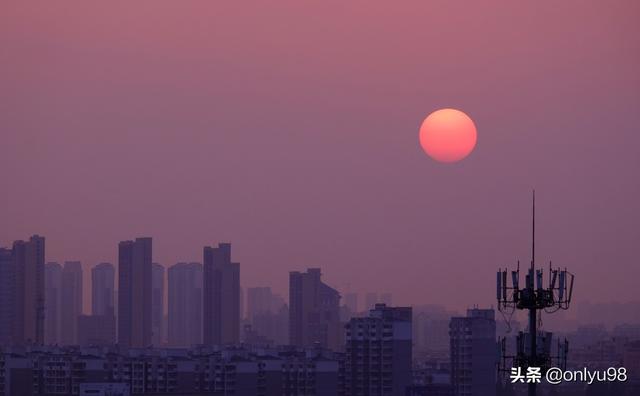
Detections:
[496, 191, 575, 396]
[532, 190, 535, 271]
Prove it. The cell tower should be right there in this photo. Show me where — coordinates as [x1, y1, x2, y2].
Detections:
[496, 191, 575, 396]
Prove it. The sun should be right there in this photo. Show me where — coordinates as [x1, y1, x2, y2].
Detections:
[419, 108, 477, 163]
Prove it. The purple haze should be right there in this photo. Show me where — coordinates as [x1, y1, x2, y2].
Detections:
[1, 1, 639, 313]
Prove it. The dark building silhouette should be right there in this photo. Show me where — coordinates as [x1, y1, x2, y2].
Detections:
[76, 262, 117, 347]
[60, 261, 83, 345]
[239, 285, 245, 322]
[168, 262, 202, 347]
[0, 248, 14, 346]
[0, 345, 341, 395]
[289, 268, 341, 350]
[245, 287, 289, 345]
[91, 262, 115, 316]
[203, 243, 240, 345]
[151, 262, 164, 346]
[77, 314, 116, 346]
[246, 286, 274, 320]
[118, 237, 152, 348]
[450, 308, 497, 396]
[253, 311, 289, 346]
[1, 236, 46, 345]
[44, 262, 62, 345]
[344, 303, 413, 395]
[413, 305, 457, 357]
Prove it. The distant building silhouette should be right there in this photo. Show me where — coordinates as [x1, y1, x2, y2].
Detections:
[251, 305, 289, 346]
[168, 262, 202, 347]
[450, 308, 497, 396]
[413, 307, 452, 355]
[245, 287, 288, 345]
[77, 313, 116, 346]
[0, 248, 14, 346]
[7, 235, 46, 345]
[60, 261, 83, 345]
[344, 303, 413, 395]
[44, 262, 62, 345]
[246, 287, 273, 320]
[203, 243, 240, 345]
[151, 262, 164, 346]
[91, 262, 115, 316]
[118, 237, 152, 348]
[289, 268, 341, 350]
[239, 286, 244, 322]
[344, 292, 358, 315]
[78, 262, 117, 347]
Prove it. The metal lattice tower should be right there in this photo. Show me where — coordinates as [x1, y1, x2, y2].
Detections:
[496, 191, 575, 396]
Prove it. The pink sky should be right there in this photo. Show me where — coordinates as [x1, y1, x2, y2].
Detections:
[1, 1, 639, 313]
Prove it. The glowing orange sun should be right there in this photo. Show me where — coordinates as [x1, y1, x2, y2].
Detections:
[419, 108, 477, 163]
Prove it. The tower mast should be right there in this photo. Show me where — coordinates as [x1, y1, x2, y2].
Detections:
[496, 191, 574, 396]
[529, 190, 536, 396]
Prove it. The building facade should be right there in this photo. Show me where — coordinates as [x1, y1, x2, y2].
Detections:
[118, 237, 152, 348]
[289, 268, 341, 351]
[7, 236, 46, 345]
[91, 262, 115, 316]
[344, 304, 413, 395]
[44, 262, 62, 345]
[167, 262, 202, 347]
[449, 308, 497, 396]
[0, 248, 14, 346]
[151, 263, 164, 347]
[0, 345, 340, 396]
[61, 261, 83, 345]
[203, 243, 240, 346]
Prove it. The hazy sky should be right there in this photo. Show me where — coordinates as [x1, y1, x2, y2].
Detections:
[2, 1, 639, 313]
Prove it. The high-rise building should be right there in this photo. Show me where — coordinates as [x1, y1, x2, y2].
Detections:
[251, 304, 289, 346]
[118, 237, 152, 348]
[239, 286, 244, 322]
[168, 262, 202, 347]
[203, 243, 240, 346]
[84, 262, 116, 346]
[414, 311, 452, 354]
[60, 261, 83, 345]
[151, 263, 164, 346]
[91, 262, 115, 316]
[344, 303, 413, 395]
[289, 268, 341, 350]
[0, 248, 14, 346]
[246, 287, 273, 321]
[10, 235, 46, 345]
[244, 287, 288, 345]
[449, 308, 497, 396]
[44, 262, 62, 345]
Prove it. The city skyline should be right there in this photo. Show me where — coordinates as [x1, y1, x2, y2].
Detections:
[1, 234, 639, 394]
[4, 233, 640, 332]
[3, 233, 640, 317]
